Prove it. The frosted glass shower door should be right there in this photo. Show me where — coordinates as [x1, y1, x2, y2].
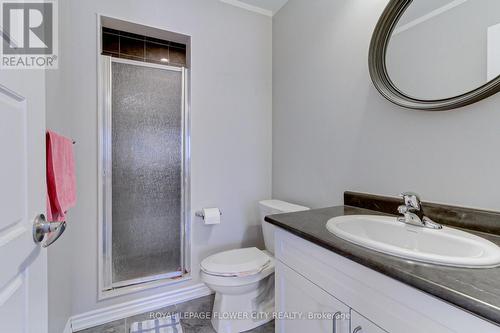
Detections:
[101, 56, 190, 291]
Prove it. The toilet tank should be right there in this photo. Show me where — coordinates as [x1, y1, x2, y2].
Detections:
[259, 200, 309, 255]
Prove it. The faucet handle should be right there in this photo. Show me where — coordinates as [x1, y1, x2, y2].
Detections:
[400, 192, 421, 210]
[397, 205, 409, 214]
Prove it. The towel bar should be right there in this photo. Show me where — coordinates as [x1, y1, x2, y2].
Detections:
[33, 214, 67, 248]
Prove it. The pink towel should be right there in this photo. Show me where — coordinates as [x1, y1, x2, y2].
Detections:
[46, 130, 76, 222]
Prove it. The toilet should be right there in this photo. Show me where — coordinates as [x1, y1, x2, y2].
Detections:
[201, 200, 310, 333]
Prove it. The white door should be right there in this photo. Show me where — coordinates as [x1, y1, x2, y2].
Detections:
[350, 310, 388, 333]
[0, 70, 48, 333]
[276, 261, 350, 333]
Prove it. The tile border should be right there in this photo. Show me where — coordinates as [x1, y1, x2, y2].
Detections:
[102, 28, 187, 67]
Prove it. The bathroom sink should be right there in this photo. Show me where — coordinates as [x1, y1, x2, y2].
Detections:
[326, 215, 500, 268]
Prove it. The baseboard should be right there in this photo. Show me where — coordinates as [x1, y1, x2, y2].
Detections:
[70, 283, 212, 332]
[63, 318, 72, 333]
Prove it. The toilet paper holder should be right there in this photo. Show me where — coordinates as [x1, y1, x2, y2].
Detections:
[195, 208, 222, 219]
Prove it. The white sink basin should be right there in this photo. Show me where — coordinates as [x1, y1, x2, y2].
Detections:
[326, 215, 500, 268]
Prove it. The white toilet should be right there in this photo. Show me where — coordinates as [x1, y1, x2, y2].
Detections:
[201, 200, 309, 333]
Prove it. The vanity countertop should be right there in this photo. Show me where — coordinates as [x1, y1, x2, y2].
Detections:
[265, 205, 500, 326]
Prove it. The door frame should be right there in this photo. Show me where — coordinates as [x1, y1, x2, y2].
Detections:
[97, 55, 192, 299]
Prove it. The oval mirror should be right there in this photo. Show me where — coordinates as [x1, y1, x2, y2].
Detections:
[369, 0, 500, 111]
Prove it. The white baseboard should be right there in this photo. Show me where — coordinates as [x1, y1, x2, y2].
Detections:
[63, 318, 72, 333]
[70, 283, 212, 332]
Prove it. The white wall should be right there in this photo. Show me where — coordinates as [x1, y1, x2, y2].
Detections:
[272, 0, 500, 211]
[46, 0, 272, 319]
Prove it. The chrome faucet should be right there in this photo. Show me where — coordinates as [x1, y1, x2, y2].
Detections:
[397, 192, 442, 229]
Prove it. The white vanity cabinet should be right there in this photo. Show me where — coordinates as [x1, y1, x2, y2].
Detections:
[274, 228, 500, 333]
[350, 311, 387, 333]
[275, 261, 350, 333]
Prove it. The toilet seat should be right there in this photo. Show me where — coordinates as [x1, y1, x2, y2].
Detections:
[201, 251, 276, 332]
[201, 253, 275, 288]
[201, 247, 271, 277]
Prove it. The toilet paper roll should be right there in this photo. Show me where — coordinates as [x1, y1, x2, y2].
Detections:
[203, 208, 221, 225]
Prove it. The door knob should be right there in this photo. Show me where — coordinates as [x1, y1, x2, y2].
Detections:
[32, 214, 67, 248]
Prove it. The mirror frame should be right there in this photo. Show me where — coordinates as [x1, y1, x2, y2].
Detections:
[369, 0, 500, 111]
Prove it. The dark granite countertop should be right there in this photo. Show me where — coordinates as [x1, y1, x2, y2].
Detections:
[265, 205, 500, 326]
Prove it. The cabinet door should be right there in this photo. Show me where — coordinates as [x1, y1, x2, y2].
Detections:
[276, 261, 350, 333]
[350, 310, 388, 333]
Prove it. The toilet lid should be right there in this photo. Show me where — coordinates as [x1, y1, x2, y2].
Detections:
[201, 247, 271, 277]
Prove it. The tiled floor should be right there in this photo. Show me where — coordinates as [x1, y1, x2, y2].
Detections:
[76, 295, 275, 333]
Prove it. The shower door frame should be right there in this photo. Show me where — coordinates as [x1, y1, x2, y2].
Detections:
[98, 55, 191, 298]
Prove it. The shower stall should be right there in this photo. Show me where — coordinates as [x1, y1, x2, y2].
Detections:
[99, 55, 190, 294]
